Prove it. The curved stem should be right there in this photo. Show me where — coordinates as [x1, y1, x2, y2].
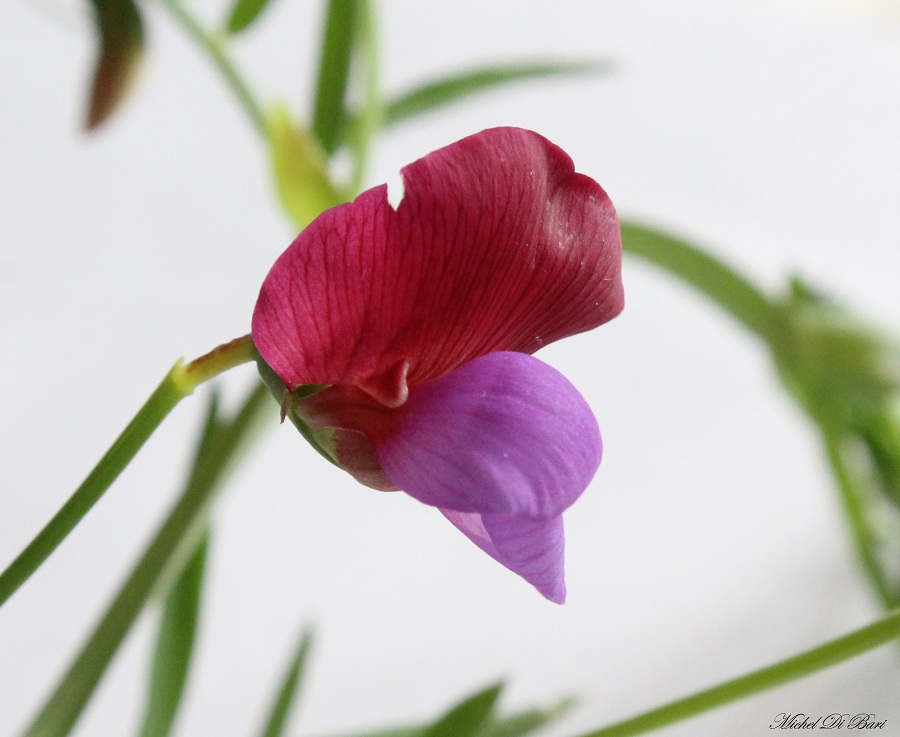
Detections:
[20, 383, 271, 737]
[577, 607, 900, 737]
[156, 0, 266, 135]
[0, 336, 258, 608]
[620, 221, 777, 341]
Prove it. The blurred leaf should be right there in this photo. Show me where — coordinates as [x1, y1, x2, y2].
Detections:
[312, 0, 362, 153]
[347, 0, 380, 193]
[18, 385, 271, 737]
[480, 697, 575, 737]
[85, 0, 145, 130]
[378, 60, 608, 129]
[137, 529, 210, 737]
[257, 630, 314, 737]
[421, 682, 503, 737]
[225, 0, 277, 34]
[317, 691, 569, 737]
[267, 105, 344, 230]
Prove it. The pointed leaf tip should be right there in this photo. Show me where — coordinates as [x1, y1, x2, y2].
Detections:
[85, 0, 145, 130]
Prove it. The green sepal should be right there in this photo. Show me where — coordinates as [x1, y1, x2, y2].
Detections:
[255, 354, 337, 467]
[85, 0, 145, 130]
[267, 105, 345, 231]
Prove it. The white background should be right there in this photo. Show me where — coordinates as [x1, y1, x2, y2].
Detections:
[2, 1, 900, 735]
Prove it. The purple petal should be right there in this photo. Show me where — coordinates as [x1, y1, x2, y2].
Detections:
[370, 351, 600, 601]
[441, 510, 567, 603]
[374, 351, 601, 519]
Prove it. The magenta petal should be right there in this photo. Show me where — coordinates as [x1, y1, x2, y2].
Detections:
[441, 510, 567, 603]
[252, 127, 623, 399]
[373, 352, 601, 519]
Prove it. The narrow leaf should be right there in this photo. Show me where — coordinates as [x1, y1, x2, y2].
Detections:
[86, 0, 145, 130]
[480, 698, 575, 737]
[311, 0, 361, 153]
[19, 384, 271, 737]
[136, 529, 210, 737]
[267, 105, 344, 230]
[257, 630, 314, 737]
[381, 61, 608, 129]
[225, 0, 276, 35]
[421, 683, 504, 737]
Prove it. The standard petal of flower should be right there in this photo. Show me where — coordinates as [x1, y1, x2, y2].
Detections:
[372, 351, 601, 519]
[441, 510, 567, 604]
[252, 126, 623, 400]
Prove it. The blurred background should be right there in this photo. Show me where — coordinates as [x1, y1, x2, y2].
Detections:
[2, 0, 900, 735]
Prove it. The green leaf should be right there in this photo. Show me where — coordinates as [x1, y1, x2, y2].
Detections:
[311, 0, 362, 153]
[225, 0, 276, 34]
[137, 529, 210, 737]
[347, 0, 380, 193]
[85, 0, 145, 130]
[480, 698, 575, 737]
[268, 105, 345, 230]
[257, 630, 314, 737]
[18, 384, 271, 737]
[379, 60, 608, 129]
[421, 683, 504, 737]
[620, 221, 776, 340]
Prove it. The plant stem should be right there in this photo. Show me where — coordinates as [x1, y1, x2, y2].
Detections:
[619, 221, 777, 341]
[0, 336, 258, 608]
[576, 607, 900, 737]
[20, 383, 271, 737]
[156, 0, 266, 135]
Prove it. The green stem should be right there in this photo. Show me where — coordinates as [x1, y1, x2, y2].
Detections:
[576, 607, 900, 737]
[0, 335, 257, 608]
[156, 0, 266, 135]
[824, 432, 895, 609]
[20, 382, 271, 737]
[620, 221, 777, 340]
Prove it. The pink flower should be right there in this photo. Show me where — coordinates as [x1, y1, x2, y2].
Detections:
[252, 127, 623, 602]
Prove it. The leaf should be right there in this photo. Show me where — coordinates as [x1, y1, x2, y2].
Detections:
[311, 0, 362, 153]
[257, 630, 314, 737]
[17, 385, 271, 737]
[137, 529, 210, 737]
[421, 683, 504, 737]
[480, 698, 575, 737]
[267, 105, 345, 230]
[85, 0, 145, 130]
[225, 0, 277, 34]
[380, 60, 608, 129]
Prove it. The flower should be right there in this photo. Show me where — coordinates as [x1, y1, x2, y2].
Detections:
[252, 127, 623, 602]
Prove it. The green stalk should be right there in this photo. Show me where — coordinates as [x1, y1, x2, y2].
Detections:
[156, 0, 266, 135]
[0, 336, 257, 608]
[576, 607, 900, 737]
[20, 382, 271, 737]
[620, 222, 777, 340]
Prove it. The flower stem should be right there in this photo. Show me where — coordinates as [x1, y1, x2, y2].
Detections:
[156, 0, 266, 136]
[19, 383, 271, 737]
[575, 607, 900, 737]
[619, 221, 777, 341]
[0, 336, 258, 608]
